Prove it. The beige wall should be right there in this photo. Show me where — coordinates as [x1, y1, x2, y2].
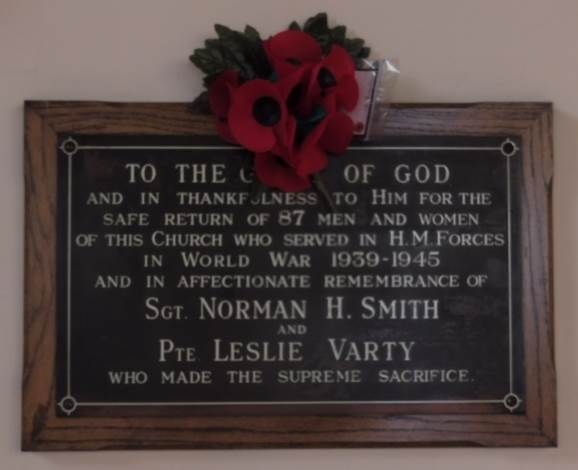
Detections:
[2, 0, 576, 467]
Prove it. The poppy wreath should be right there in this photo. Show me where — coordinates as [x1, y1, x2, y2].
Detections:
[190, 13, 370, 192]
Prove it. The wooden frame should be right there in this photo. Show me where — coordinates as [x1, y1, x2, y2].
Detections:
[23, 101, 555, 450]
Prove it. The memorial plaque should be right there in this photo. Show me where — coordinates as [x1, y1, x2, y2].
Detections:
[23, 102, 555, 449]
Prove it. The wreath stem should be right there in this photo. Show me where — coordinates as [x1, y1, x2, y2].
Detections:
[313, 174, 337, 213]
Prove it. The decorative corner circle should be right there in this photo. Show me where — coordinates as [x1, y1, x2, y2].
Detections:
[59, 137, 79, 157]
[58, 395, 78, 415]
[500, 138, 519, 158]
[503, 392, 522, 412]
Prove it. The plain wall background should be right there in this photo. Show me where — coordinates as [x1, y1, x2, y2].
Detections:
[2, 0, 577, 467]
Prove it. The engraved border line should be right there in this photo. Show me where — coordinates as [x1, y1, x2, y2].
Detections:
[57, 138, 521, 414]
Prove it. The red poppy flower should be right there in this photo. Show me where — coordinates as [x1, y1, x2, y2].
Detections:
[319, 112, 355, 154]
[208, 69, 240, 143]
[307, 45, 359, 112]
[228, 79, 288, 153]
[288, 111, 353, 179]
[277, 112, 352, 178]
[264, 30, 323, 78]
[271, 114, 297, 157]
[275, 66, 309, 109]
[290, 118, 330, 178]
[255, 151, 311, 192]
[254, 109, 327, 192]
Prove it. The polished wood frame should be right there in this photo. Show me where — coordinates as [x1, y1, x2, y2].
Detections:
[23, 101, 555, 449]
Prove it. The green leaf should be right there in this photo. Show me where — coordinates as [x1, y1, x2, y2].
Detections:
[298, 13, 371, 61]
[189, 91, 211, 115]
[214, 23, 235, 40]
[206, 44, 225, 63]
[203, 73, 220, 87]
[189, 48, 226, 76]
[189, 14, 372, 91]
[359, 46, 371, 59]
[243, 24, 271, 78]
[244, 25, 260, 44]
[303, 12, 329, 35]
[204, 38, 220, 49]
[212, 24, 256, 79]
[303, 13, 340, 54]
[344, 37, 365, 57]
[288, 20, 301, 31]
[330, 25, 346, 45]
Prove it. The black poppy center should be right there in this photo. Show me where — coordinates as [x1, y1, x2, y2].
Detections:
[317, 67, 337, 89]
[253, 96, 282, 126]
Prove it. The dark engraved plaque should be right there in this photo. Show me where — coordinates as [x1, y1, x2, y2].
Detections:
[55, 134, 524, 415]
[23, 102, 555, 449]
